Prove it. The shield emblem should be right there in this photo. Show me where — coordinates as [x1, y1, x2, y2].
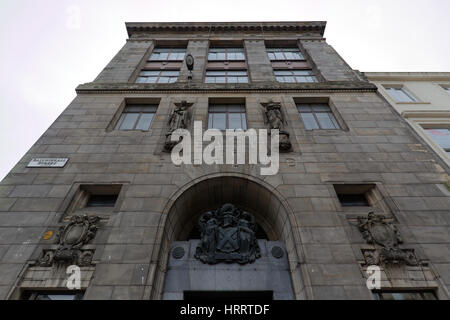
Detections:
[368, 221, 397, 248]
[216, 227, 239, 253]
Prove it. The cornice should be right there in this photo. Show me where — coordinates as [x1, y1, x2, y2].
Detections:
[364, 72, 450, 82]
[76, 81, 377, 94]
[126, 21, 326, 37]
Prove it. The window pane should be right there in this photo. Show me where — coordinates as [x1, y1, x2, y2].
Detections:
[216, 77, 226, 83]
[238, 76, 248, 83]
[268, 52, 275, 60]
[115, 114, 126, 130]
[211, 113, 226, 130]
[217, 52, 226, 60]
[205, 77, 215, 83]
[136, 77, 147, 83]
[209, 105, 227, 112]
[284, 76, 295, 83]
[424, 128, 450, 149]
[228, 76, 238, 83]
[228, 113, 243, 129]
[300, 113, 319, 130]
[316, 112, 337, 129]
[135, 113, 154, 130]
[387, 87, 415, 102]
[274, 52, 284, 60]
[119, 113, 139, 130]
[235, 52, 245, 60]
[157, 77, 170, 83]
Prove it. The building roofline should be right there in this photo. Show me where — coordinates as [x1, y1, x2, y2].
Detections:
[364, 72, 450, 81]
[126, 21, 326, 37]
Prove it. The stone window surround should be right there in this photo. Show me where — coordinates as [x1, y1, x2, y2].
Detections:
[106, 97, 161, 132]
[57, 182, 129, 222]
[328, 182, 397, 218]
[293, 96, 349, 133]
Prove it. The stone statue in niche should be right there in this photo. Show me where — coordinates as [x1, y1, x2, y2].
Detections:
[358, 212, 419, 266]
[38, 214, 100, 267]
[164, 100, 193, 151]
[261, 100, 292, 152]
[195, 203, 261, 264]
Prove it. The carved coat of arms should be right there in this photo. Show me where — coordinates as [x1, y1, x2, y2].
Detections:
[38, 214, 100, 267]
[195, 204, 261, 264]
[358, 212, 418, 266]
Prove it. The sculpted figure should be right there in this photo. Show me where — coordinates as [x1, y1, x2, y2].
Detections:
[261, 100, 292, 151]
[164, 100, 193, 151]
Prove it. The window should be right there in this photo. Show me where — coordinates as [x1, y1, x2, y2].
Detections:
[267, 48, 304, 61]
[385, 86, 417, 102]
[373, 291, 437, 300]
[297, 103, 340, 130]
[22, 291, 84, 300]
[115, 105, 157, 131]
[149, 48, 186, 61]
[423, 128, 450, 156]
[333, 184, 375, 207]
[208, 48, 245, 61]
[208, 104, 247, 130]
[65, 184, 122, 217]
[274, 70, 316, 83]
[86, 194, 118, 207]
[205, 70, 248, 83]
[136, 70, 179, 84]
[338, 194, 369, 207]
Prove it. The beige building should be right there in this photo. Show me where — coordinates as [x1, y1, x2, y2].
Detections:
[365, 72, 450, 168]
[0, 22, 449, 300]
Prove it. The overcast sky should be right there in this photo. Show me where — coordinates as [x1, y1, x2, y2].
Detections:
[0, 0, 449, 180]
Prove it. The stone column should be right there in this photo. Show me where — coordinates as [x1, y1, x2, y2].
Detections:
[244, 40, 276, 82]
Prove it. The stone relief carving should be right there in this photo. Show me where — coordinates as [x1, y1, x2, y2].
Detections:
[195, 203, 261, 264]
[38, 215, 100, 267]
[358, 212, 419, 266]
[164, 100, 193, 151]
[261, 100, 292, 152]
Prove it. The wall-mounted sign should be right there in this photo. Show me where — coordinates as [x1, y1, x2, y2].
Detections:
[27, 158, 69, 168]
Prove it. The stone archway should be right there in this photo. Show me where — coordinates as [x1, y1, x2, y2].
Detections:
[148, 173, 309, 300]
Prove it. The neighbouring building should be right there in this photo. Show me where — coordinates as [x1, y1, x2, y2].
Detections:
[365, 72, 450, 168]
[0, 22, 449, 300]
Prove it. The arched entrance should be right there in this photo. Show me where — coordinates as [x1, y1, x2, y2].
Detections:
[148, 173, 309, 299]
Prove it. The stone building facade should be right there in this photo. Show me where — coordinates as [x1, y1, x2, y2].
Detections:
[0, 21, 449, 300]
[365, 72, 450, 168]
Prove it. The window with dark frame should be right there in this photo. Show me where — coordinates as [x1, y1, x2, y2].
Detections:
[274, 70, 317, 83]
[208, 48, 245, 61]
[22, 291, 85, 300]
[136, 70, 179, 83]
[333, 184, 374, 207]
[136, 47, 185, 84]
[86, 194, 118, 207]
[208, 104, 247, 130]
[205, 46, 248, 83]
[297, 103, 340, 130]
[115, 105, 157, 131]
[267, 48, 304, 61]
[372, 291, 437, 300]
[148, 48, 186, 61]
[205, 70, 248, 83]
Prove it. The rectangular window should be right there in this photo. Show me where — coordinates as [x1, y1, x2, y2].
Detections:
[136, 70, 179, 84]
[208, 104, 247, 130]
[115, 105, 157, 131]
[149, 48, 186, 61]
[385, 86, 417, 102]
[274, 70, 316, 83]
[333, 184, 375, 207]
[267, 48, 304, 61]
[205, 70, 248, 83]
[297, 103, 339, 130]
[208, 48, 245, 61]
[373, 291, 437, 300]
[86, 194, 118, 207]
[22, 291, 84, 300]
[423, 128, 450, 156]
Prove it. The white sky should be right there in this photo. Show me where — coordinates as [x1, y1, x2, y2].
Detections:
[0, 0, 449, 180]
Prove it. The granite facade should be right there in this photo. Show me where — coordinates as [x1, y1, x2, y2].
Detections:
[0, 21, 448, 300]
